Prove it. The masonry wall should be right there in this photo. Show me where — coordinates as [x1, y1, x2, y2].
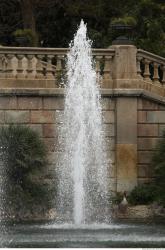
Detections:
[0, 95, 116, 193]
[0, 93, 164, 193]
[137, 98, 165, 185]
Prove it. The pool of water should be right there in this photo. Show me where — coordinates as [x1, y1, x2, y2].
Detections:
[1, 221, 165, 247]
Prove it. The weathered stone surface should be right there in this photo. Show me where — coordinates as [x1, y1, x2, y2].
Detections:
[138, 111, 147, 123]
[0, 97, 17, 110]
[43, 97, 64, 110]
[137, 138, 158, 150]
[147, 111, 165, 123]
[18, 97, 42, 110]
[138, 99, 158, 110]
[5, 111, 30, 123]
[31, 111, 55, 123]
[138, 124, 158, 136]
[102, 111, 114, 123]
[101, 98, 115, 110]
[138, 164, 153, 178]
[0, 111, 5, 123]
[116, 144, 137, 192]
[43, 124, 59, 138]
[116, 98, 137, 144]
[138, 151, 152, 164]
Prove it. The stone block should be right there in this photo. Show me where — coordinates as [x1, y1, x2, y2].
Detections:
[138, 111, 147, 123]
[31, 111, 55, 123]
[138, 151, 152, 164]
[5, 111, 30, 123]
[101, 98, 115, 110]
[116, 144, 137, 192]
[0, 97, 17, 110]
[102, 111, 114, 123]
[138, 99, 158, 110]
[137, 138, 158, 150]
[18, 97, 42, 110]
[43, 97, 64, 110]
[138, 164, 153, 178]
[117, 98, 137, 144]
[138, 124, 158, 137]
[0, 111, 5, 123]
[147, 111, 165, 123]
[43, 124, 59, 138]
[103, 124, 115, 137]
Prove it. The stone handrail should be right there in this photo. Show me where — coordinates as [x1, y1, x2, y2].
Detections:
[0, 47, 115, 86]
[137, 49, 165, 84]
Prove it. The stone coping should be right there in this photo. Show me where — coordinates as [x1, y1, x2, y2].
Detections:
[0, 88, 165, 104]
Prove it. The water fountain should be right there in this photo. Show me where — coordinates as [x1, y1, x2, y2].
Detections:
[56, 20, 111, 225]
[1, 20, 165, 248]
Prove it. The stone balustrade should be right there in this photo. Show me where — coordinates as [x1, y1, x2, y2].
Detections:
[137, 49, 165, 85]
[0, 47, 115, 87]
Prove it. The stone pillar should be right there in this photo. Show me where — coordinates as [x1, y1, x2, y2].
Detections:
[110, 45, 138, 87]
[116, 97, 137, 192]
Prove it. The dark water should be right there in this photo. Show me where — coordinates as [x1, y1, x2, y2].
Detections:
[1, 221, 165, 248]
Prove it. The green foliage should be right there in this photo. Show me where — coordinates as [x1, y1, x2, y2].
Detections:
[151, 131, 165, 205]
[0, 125, 54, 211]
[128, 184, 156, 205]
[13, 29, 38, 46]
[111, 16, 137, 26]
[0, 0, 164, 55]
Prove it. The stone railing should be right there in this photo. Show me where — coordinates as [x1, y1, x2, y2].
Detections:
[0, 47, 115, 86]
[137, 49, 165, 85]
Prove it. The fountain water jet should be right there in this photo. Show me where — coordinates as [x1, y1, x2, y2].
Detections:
[57, 20, 111, 225]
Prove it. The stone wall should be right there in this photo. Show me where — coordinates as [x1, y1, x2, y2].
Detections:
[0, 90, 165, 194]
[137, 98, 165, 185]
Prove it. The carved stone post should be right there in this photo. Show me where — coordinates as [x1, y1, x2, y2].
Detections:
[143, 59, 152, 82]
[136, 56, 143, 79]
[46, 55, 54, 79]
[153, 62, 160, 84]
[26, 54, 34, 79]
[6, 54, 15, 78]
[36, 54, 44, 79]
[16, 54, 25, 78]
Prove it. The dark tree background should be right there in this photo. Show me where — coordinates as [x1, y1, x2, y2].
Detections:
[0, 0, 164, 56]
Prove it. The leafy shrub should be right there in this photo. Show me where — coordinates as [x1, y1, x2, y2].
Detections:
[151, 131, 165, 206]
[13, 29, 38, 46]
[0, 125, 54, 213]
[128, 184, 156, 205]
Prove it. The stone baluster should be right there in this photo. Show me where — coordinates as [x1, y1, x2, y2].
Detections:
[46, 55, 54, 79]
[143, 59, 152, 82]
[26, 54, 34, 79]
[161, 65, 165, 85]
[55, 55, 64, 84]
[136, 56, 143, 79]
[6, 54, 15, 78]
[152, 62, 160, 84]
[16, 54, 25, 78]
[35, 54, 44, 79]
[103, 55, 113, 81]
[0, 54, 5, 78]
[95, 55, 102, 76]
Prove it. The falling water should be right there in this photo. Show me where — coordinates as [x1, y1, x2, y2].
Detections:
[57, 20, 111, 225]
